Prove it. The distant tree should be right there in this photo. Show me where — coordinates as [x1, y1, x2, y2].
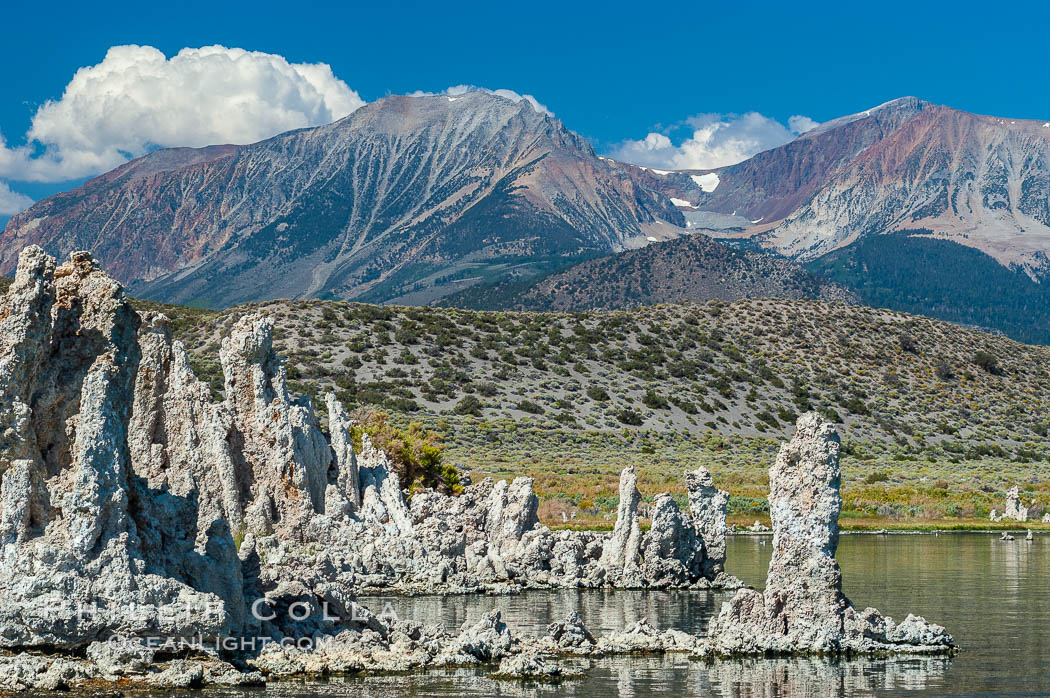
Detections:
[973, 350, 1001, 374]
[453, 395, 482, 416]
[899, 334, 918, 353]
[616, 409, 644, 426]
[586, 385, 610, 402]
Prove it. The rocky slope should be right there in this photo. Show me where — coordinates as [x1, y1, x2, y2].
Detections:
[441, 231, 858, 311]
[174, 295, 1050, 453]
[156, 293, 1050, 526]
[0, 92, 681, 307]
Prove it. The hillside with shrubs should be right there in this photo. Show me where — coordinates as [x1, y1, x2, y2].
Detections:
[154, 296, 1050, 527]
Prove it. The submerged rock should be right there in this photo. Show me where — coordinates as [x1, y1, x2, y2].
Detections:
[438, 609, 514, 664]
[703, 412, 954, 657]
[543, 611, 598, 653]
[597, 617, 701, 654]
[493, 650, 585, 681]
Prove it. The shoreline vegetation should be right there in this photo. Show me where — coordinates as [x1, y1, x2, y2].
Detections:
[550, 518, 1049, 533]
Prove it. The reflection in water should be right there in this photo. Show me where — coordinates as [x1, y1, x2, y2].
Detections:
[235, 654, 949, 698]
[360, 588, 726, 638]
[704, 656, 950, 697]
[194, 534, 1050, 697]
[989, 531, 1033, 586]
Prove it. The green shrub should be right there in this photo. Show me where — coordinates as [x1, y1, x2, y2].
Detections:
[642, 390, 669, 409]
[616, 409, 644, 426]
[454, 395, 483, 416]
[973, 350, 1000, 374]
[586, 386, 610, 402]
[516, 400, 544, 414]
[349, 407, 457, 493]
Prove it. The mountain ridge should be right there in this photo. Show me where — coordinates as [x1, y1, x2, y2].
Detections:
[0, 91, 683, 307]
[441, 232, 857, 311]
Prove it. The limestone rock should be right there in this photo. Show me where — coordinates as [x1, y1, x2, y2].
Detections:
[0, 248, 234, 650]
[686, 466, 729, 577]
[86, 638, 156, 676]
[484, 477, 540, 577]
[358, 433, 413, 535]
[441, 609, 514, 663]
[128, 312, 247, 631]
[640, 493, 704, 586]
[493, 650, 583, 680]
[704, 412, 954, 656]
[0, 247, 748, 684]
[544, 611, 597, 652]
[597, 618, 700, 653]
[220, 314, 332, 538]
[325, 392, 360, 517]
[599, 466, 643, 584]
[1003, 487, 1029, 522]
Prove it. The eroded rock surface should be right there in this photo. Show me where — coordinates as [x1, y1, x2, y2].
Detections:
[0, 247, 742, 688]
[686, 465, 729, 578]
[702, 413, 954, 656]
[0, 249, 235, 650]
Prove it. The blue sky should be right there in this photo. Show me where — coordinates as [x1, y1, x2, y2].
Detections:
[2, 0, 1050, 213]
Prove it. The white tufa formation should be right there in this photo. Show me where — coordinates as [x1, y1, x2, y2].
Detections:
[0, 247, 741, 686]
[702, 412, 954, 656]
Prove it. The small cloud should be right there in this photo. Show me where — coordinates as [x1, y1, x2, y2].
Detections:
[789, 115, 820, 134]
[608, 111, 820, 170]
[0, 45, 365, 183]
[0, 181, 33, 215]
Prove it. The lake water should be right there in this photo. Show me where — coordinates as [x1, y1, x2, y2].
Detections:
[210, 533, 1050, 697]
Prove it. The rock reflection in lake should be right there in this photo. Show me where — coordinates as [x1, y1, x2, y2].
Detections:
[704, 656, 951, 697]
[237, 654, 948, 698]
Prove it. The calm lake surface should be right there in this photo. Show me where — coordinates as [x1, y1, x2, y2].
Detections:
[209, 533, 1050, 697]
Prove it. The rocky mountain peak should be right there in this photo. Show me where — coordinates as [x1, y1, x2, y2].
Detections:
[0, 92, 677, 308]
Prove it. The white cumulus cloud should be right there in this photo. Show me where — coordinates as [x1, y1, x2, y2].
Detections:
[609, 111, 821, 171]
[0, 45, 365, 183]
[788, 115, 820, 134]
[0, 182, 33, 215]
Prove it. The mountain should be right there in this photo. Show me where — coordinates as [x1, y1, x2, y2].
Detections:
[617, 97, 1050, 342]
[0, 91, 682, 307]
[807, 232, 1050, 344]
[441, 231, 857, 311]
[620, 97, 1050, 275]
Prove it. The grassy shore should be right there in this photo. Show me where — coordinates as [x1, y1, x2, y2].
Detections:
[544, 515, 1048, 533]
[449, 426, 1050, 531]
